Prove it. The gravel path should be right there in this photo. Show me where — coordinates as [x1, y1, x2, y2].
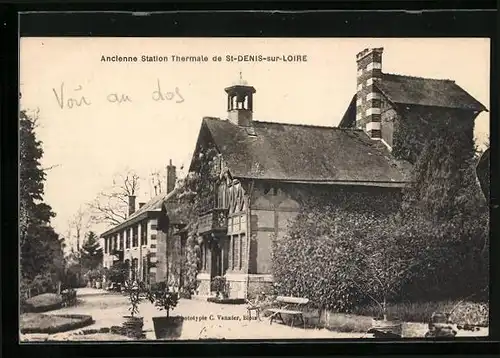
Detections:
[19, 289, 489, 341]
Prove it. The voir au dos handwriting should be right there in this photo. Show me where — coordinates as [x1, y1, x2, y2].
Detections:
[52, 79, 185, 110]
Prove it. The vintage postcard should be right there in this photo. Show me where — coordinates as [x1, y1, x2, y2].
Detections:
[19, 37, 490, 341]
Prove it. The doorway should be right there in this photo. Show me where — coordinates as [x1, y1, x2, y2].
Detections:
[211, 243, 222, 280]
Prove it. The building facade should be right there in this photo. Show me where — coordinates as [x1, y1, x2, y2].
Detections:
[340, 47, 487, 163]
[187, 47, 487, 299]
[100, 161, 184, 287]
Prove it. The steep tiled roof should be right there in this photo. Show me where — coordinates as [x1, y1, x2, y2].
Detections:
[377, 73, 487, 111]
[338, 73, 487, 129]
[203, 117, 412, 184]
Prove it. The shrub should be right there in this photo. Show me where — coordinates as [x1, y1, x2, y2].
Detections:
[210, 276, 227, 297]
[24, 293, 63, 313]
[271, 191, 409, 314]
[106, 261, 128, 285]
[123, 280, 148, 317]
[450, 301, 489, 327]
[272, 175, 489, 314]
[20, 313, 94, 334]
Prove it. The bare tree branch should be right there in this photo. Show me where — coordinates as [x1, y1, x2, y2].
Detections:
[88, 168, 141, 227]
[66, 206, 93, 252]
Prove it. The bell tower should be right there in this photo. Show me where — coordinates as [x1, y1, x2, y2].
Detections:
[224, 72, 256, 127]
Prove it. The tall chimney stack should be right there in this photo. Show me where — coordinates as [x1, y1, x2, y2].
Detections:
[166, 159, 176, 194]
[128, 195, 136, 217]
[356, 47, 383, 139]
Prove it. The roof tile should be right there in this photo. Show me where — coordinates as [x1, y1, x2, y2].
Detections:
[203, 118, 411, 183]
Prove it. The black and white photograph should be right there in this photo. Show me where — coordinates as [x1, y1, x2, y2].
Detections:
[19, 37, 490, 341]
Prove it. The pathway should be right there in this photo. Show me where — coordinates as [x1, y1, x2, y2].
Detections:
[20, 288, 489, 341]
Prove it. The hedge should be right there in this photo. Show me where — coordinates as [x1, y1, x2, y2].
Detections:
[24, 293, 63, 313]
[20, 313, 94, 334]
[272, 191, 489, 315]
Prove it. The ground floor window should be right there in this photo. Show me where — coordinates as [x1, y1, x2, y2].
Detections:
[229, 233, 246, 271]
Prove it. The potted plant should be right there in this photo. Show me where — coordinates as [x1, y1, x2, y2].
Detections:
[211, 276, 227, 299]
[150, 281, 182, 339]
[122, 280, 147, 339]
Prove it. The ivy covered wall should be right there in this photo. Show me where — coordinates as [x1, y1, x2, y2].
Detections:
[391, 105, 477, 164]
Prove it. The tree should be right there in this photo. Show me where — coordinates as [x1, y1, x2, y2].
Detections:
[67, 206, 92, 252]
[399, 125, 489, 301]
[20, 109, 65, 292]
[343, 217, 427, 320]
[149, 168, 166, 197]
[80, 231, 103, 272]
[476, 147, 490, 201]
[89, 168, 141, 226]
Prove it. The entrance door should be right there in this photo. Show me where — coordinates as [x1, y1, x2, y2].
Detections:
[210, 242, 223, 279]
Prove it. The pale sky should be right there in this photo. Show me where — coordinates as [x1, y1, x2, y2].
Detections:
[20, 37, 490, 240]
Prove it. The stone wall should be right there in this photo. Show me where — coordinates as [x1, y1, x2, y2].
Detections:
[249, 184, 301, 274]
[196, 273, 211, 296]
[247, 274, 273, 299]
[225, 273, 248, 298]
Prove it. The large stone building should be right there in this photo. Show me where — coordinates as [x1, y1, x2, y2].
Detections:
[100, 161, 185, 286]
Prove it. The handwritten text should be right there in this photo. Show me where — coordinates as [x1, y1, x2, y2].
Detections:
[52, 79, 184, 110]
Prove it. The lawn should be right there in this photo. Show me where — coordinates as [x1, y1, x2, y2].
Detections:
[20, 313, 94, 334]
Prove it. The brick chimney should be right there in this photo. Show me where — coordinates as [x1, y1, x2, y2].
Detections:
[128, 195, 136, 217]
[356, 47, 383, 139]
[166, 159, 176, 194]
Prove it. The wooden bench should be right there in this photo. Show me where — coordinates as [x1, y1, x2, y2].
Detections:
[268, 296, 309, 329]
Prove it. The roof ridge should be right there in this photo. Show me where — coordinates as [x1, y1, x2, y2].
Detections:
[383, 72, 455, 83]
[204, 116, 364, 131]
[254, 120, 363, 131]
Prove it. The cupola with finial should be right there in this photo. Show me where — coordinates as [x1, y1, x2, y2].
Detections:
[224, 72, 256, 127]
